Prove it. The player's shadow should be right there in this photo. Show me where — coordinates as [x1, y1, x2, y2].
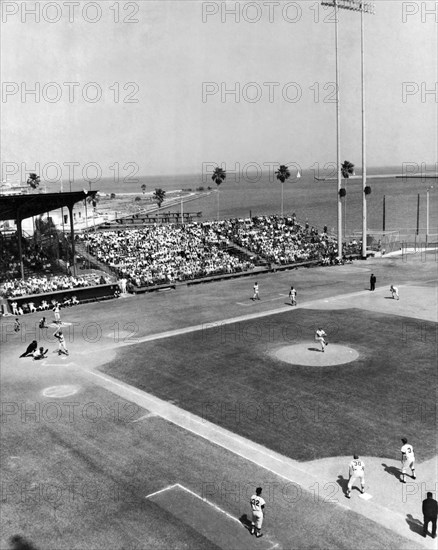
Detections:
[405, 514, 424, 536]
[384, 297, 394, 299]
[308, 347, 322, 353]
[382, 463, 400, 480]
[336, 475, 349, 497]
[239, 514, 253, 533]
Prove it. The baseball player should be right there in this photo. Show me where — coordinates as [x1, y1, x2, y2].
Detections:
[289, 286, 297, 306]
[14, 318, 21, 333]
[250, 487, 265, 537]
[33, 347, 48, 361]
[346, 454, 365, 498]
[20, 340, 38, 358]
[400, 438, 416, 483]
[53, 329, 69, 356]
[315, 327, 328, 352]
[252, 282, 260, 301]
[390, 285, 399, 300]
[53, 303, 61, 324]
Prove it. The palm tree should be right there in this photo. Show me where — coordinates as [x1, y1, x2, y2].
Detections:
[211, 166, 226, 221]
[27, 173, 40, 190]
[153, 188, 166, 208]
[141, 184, 147, 194]
[274, 165, 291, 218]
[341, 160, 355, 241]
[341, 160, 355, 182]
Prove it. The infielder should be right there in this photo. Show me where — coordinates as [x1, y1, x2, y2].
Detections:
[54, 329, 69, 356]
[346, 454, 365, 498]
[252, 282, 260, 301]
[400, 438, 416, 483]
[289, 286, 297, 306]
[315, 328, 328, 352]
[250, 487, 265, 538]
[390, 285, 399, 300]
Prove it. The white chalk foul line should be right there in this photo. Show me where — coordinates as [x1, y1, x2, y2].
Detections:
[131, 412, 157, 423]
[174, 483, 242, 525]
[149, 483, 282, 549]
[145, 483, 179, 500]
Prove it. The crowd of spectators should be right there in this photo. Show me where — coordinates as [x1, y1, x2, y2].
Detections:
[1, 273, 108, 298]
[207, 215, 342, 265]
[79, 225, 254, 287]
[0, 235, 51, 281]
[1, 215, 362, 297]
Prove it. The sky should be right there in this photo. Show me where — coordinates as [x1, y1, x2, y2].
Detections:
[1, 0, 437, 182]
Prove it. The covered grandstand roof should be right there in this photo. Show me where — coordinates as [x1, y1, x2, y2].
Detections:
[0, 191, 97, 221]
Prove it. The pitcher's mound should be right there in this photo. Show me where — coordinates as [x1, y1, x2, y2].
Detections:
[274, 343, 359, 367]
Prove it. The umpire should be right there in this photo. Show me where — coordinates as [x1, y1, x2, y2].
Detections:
[422, 492, 437, 538]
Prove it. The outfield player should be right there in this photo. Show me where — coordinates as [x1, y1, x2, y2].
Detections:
[54, 329, 69, 356]
[346, 454, 365, 498]
[315, 328, 328, 352]
[289, 286, 297, 306]
[400, 438, 416, 482]
[390, 285, 399, 300]
[250, 487, 265, 537]
[252, 282, 260, 301]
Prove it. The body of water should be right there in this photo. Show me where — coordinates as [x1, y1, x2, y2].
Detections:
[45, 167, 437, 236]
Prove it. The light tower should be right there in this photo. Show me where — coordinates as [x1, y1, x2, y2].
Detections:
[321, 0, 375, 259]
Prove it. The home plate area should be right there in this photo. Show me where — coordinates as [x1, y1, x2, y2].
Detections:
[146, 484, 280, 550]
[273, 343, 359, 367]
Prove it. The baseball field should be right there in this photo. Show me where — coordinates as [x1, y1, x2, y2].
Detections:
[1, 249, 437, 550]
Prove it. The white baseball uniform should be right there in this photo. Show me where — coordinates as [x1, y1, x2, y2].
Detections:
[250, 493, 265, 529]
[348, 458, 365, 492]
[401, 443, 415, 473]
[315, 329, 327, 351]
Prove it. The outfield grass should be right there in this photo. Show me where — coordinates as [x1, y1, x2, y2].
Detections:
[101, 307, 436, 462]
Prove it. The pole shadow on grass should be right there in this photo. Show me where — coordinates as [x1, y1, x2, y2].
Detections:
[239, 514, 253, 533]
[382, 463, 401, 480]
[405, 514, 424, 536]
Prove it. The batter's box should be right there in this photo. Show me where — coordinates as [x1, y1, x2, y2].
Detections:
[146, 484, 279, 550]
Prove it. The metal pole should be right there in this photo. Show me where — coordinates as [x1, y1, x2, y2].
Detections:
[281, 181, 284, 219]
[426, 188, 430, 243]
[344, 187, 347, 243]
[17, 212, 24, 279]
[361, 7, 367, 259]
[416, 193, 420, 235]
[335, 0, 343, 260]
[68, 204, 77, 277]
[383, 195, 386, 231]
